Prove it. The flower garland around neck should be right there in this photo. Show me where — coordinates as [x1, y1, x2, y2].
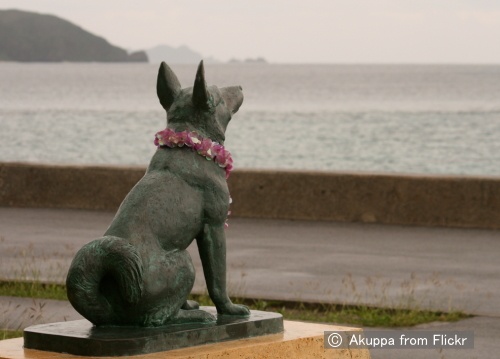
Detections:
[154, 128, 234, 179]
[154, 128, 234, 228]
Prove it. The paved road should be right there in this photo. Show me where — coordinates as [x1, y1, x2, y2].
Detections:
[1, 207, 499, 358]
[1, 207, 498, 315]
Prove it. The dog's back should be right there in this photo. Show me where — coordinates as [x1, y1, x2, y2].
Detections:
[66, 61, 246, 327]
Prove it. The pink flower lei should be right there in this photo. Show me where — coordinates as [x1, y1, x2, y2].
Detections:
[154, 128, 234, 228]
[154, 128, 234, 179]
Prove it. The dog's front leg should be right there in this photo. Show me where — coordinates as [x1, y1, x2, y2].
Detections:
[197, 224, 250, 316]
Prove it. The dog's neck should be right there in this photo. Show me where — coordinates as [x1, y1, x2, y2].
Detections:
[154, 128, 233, 179]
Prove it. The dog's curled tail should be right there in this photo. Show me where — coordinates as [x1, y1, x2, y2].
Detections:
[66, 236, 144, 325]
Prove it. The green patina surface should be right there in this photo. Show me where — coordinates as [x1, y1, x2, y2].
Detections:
[65, 61, 251, 328]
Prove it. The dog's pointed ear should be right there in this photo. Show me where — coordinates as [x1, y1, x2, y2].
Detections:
[192, 60, 210, 110]
[157, 62, 181, 111]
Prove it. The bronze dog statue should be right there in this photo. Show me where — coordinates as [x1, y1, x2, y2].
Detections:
[66, 61, 249, 326]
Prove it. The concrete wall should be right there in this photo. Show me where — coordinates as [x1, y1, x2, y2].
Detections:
[1, 162, 499, 229]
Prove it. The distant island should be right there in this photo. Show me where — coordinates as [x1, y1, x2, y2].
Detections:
[146, 44, 220, 64]
[145, 45, 268, 65]
[0, 9, 268, 64]
[228, 57, 268, 64]
[0, 9, 147, 62]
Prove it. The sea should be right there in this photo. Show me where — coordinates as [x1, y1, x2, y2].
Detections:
[1, 62, 500, 177]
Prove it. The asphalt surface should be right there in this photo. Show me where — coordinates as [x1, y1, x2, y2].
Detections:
[1, 207, 499, 358]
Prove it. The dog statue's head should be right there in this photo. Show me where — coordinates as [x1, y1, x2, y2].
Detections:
[156, 61, 243, 144]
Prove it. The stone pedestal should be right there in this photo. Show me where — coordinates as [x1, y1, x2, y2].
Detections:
[0, 321, 370, 359]
[0, 320, 370, 359]
[23, 308, 283, 356]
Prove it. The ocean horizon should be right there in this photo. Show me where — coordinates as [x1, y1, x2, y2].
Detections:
[1, 62, 499, 177]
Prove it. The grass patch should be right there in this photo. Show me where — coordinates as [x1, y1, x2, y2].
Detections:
[271, 305, 468, 328]
[0, 280, 67, 301]
[189, 294, 470, 328]
[0, 280, 470, 329]
[0, 330, 23, 340]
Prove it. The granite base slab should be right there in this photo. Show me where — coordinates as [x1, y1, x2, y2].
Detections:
[1, 321, 371, 359]
[23, 307, 283, 357]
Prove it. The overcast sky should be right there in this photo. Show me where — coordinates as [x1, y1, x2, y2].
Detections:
[1, 0, 500, 63]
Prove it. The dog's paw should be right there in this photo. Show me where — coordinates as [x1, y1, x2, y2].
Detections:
[172, 309, 216, 324]
[218, 303, 251, 317]
[181, 300, 200, 310]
